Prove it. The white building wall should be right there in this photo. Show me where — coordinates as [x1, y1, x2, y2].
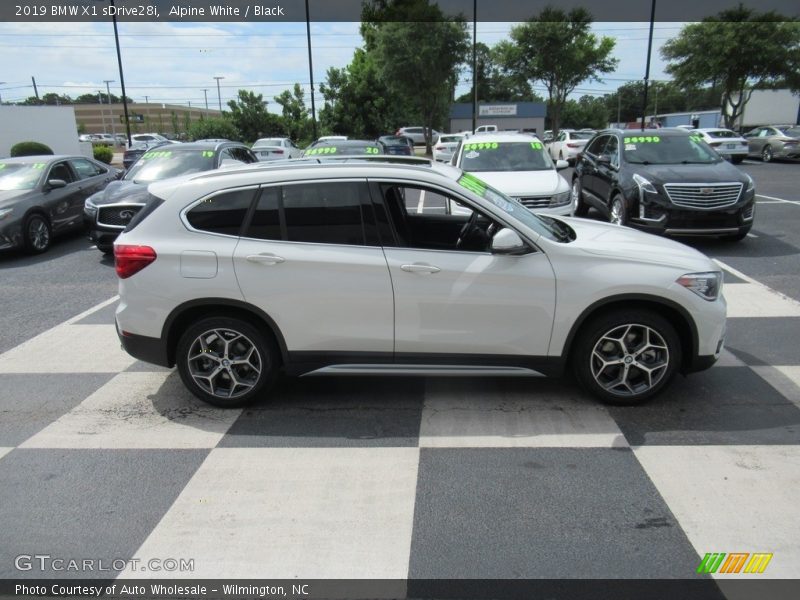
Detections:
[0, 106, 81, 158]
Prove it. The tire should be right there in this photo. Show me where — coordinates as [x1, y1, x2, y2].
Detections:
[721, 226, 751, 242]
[731, 156, 744, 165]
[609, 194, 628, 226]
[572, 309, 682, 405]
[97, 244, 113, 256]
[23, 213, 52, 254]
[570, 178, 589, 217]
[761, 145, 773, 163]
[176, 316, 279, 408]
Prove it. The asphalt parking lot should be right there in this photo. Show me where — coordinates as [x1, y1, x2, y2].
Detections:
[0, 158, 798, 591]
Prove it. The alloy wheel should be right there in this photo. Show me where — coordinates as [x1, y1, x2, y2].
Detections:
[590, 323, 669, 397]
[571, 181, 581, 214]
[610, 199, 624, 225]
[762, 146, 772, 163]
[28, 217, 50, 251]
[186, 328, 262, 399]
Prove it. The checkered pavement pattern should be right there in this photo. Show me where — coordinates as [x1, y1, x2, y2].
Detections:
[0, 262, 798, 585]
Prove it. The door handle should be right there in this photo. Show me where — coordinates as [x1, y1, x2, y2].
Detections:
[246, 253, 285, 265]
[401, 263, 440, 274]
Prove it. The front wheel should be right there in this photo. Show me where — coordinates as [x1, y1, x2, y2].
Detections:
[176, 316, 279, 408]
[609, 194, 628, 226]
[23, 214, 52, 253]
[572, 310, 682, 405]
[571, 179, 589, 216]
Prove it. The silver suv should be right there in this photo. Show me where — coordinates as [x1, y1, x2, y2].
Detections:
[114, 160, 726, 407]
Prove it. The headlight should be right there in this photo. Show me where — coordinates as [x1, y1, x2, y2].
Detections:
[84, 198, 98, 212]
[633, 173, 657, 194]
[677, 272, 722, 301]
[0, 208, 12, 221]
[745, 174, 754, 192]
[549, 191, 570, 207]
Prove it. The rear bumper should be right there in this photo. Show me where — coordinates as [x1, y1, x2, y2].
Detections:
[118, 328, 171, 368]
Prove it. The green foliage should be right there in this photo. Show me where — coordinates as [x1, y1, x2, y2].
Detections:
[365, 4, 470, 152]
[77, 122, 87, 134]
[560, 95, 609, 130]
[187, 117, 240, 142]
[456, 42, 539, 104]
[273, 84, 313, 143]
[661, 7, 800, 128]
[319, 49, 400, 138]
[605, 81, 722, 125]
[170, 112, 179, 137]
[93, 145, 113, 164]
[499, 7, 618, 135]
[227, 89, 284, 143]
[9, 141, 54, 157]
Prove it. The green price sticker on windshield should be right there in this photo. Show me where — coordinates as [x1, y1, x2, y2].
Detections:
[202, 151, 214, 157]
[530, 142, 543, 150]
[307, 147, 338, 156]
[458, 172, 487, 196]
[464, 142, 499, 151]
[143, 151, 173, 159]
[0, 164, 5, 170]
[365, 147, 379, 154]
[623, 136, 660, 144]
[33, 163, 46, 169]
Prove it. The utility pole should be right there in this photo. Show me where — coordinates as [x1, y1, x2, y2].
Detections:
[471, 0, 477, 134]
[640, 0, 657, 130]
[213, 76, 224, 112]
[31, 76, 39, 101]
[98, 91, 106, 133]
[202, 89, 209, 114]
[617, 92, 621, 127]
[104, 79, 116, 139]
[304, 0, 317, 140]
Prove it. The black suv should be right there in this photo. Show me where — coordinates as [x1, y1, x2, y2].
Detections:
[84, 141, 257, 253]
[570, 128, 755, 241]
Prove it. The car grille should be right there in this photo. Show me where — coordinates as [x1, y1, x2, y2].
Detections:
[514, 196, 551, 209]
[98, 205, 143, 228]
[663, 183, 742, 210]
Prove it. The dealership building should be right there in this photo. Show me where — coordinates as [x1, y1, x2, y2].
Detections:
[449, 102, 547, 134]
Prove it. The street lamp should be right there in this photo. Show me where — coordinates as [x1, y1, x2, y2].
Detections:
[213, 76, 224, 112]
[104, 79, 116, 139]
[94, 0, 132, 146]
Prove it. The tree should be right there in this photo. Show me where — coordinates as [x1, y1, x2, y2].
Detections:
[227, 89, 283, 142]
[319, 49, 401, 138]
[187, 117, 239, 142]
[661, 7, 800, 128]
[455, 42, 538, 103]
[499, 7, 617, 136]
[560, 95, 609, 129]
[364, 1, 470, 153]
[274, 84, 313, 143]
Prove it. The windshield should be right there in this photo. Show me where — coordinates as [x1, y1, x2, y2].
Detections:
[778, 127, 800, 138]
[460, 141, 553, 172]
[0, 162, 45, 191]
[305, 144, 381, 156]
[254, 138, 284, 147]
[124, 149, 215, 183]
[705, 130, 737, 139]
[440, 136, 463, 144]
[623, 134, 721, 164]
[570, 132, 594, 140]
[456, 172, 572, 243]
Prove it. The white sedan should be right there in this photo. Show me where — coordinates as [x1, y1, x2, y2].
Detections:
[451, 133, 572, 215]
[251, 137, 303, 161]
[548, 130, 595, 164]
[694, 128, 749, 164]
[433, 133, 467, 162]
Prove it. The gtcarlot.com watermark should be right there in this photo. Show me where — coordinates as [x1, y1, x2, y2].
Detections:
[15, 554, 194, 573]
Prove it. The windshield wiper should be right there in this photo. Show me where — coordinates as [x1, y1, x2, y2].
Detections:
[680, 160, 712, 164]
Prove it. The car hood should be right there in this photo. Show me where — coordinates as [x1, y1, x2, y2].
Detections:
[0, 189, 33, 209]
[89, 180, 148, 206]
[558, 216, 716, 271]
[472, 169, 567, 197]
[632, 161, 746, 185]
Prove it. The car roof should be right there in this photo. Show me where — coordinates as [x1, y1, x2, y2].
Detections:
[458, 132, 540, 143]
[156, 141, 244, 152]
[0, 155, 91, 163]
[310, 139, 380, 147]
[148, 160, 463, 200]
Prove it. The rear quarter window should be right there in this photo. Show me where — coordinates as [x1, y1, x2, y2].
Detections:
[185, 189, 257, 236]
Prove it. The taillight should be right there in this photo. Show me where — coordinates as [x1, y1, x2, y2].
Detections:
[115, 245, 157, 279]
[274, 149, 284, 154]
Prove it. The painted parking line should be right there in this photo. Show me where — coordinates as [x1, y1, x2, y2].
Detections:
[756, 194, 800, 205]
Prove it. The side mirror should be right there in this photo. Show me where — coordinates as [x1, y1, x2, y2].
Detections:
[555, 159, 569, 170]
[46, 179, 67, 190]
[491, 228, 527, 255]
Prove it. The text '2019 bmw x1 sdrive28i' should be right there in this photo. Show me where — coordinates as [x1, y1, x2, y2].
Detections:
[113, 159, 726, 407]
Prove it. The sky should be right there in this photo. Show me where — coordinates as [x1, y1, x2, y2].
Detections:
[0, 20, 682, 110]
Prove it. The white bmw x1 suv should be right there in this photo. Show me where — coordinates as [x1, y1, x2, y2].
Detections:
[113, 159, 726, 407]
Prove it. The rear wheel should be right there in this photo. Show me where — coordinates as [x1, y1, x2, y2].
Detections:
[23, 214, 51, 253]
[573, 309, 682, 405]
[571, 178, 589, 217]
[761, 145, 773, 162]
[176, 316, 279, 408]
